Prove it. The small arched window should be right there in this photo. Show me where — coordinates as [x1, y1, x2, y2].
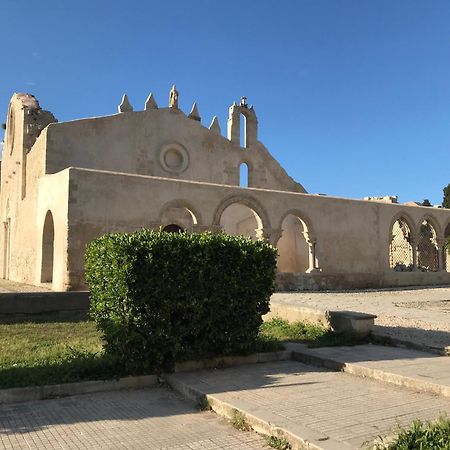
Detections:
[239, 163, 249, 188]
[240, 113, 247, 148]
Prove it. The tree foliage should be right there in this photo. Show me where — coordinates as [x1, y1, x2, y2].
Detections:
[443, 184, 450, 209]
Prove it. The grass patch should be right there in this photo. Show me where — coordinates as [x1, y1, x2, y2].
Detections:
[197, 396, 212, 411]
[231, 409, 252, 431]
[260, 317, 369, 347]
[266, 435, 292, 449]
[0, 316, 367, 389]
[0, 318, 125, 388]
[375, 416, 450, 449]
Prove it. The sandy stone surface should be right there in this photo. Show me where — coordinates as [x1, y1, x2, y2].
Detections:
[272, 286, 450, 350]
[0, 279, 51, 293]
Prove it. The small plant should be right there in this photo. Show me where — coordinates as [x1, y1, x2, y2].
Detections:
[197, 396, 212, 411]
[374, 416, 450, 449]
[231, 409, 252, 431]
[266, 435, 292, 449]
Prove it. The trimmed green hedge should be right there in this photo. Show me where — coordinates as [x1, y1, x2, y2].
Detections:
[85, 230, 277, 373]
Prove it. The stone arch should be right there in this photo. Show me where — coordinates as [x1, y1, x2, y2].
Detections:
[276, 210, 318, 273]
[417, 214, 441, 239]
[417, 217, 439, 272]
[227, 103, 258, 148]
[41, 210, 55, 283]
[159, 199, 201, 232]
[444, 221, 450, 272]
[417, 213, 446, 272]
[389, 213, 415, 271]
[212, 194, 270, 231]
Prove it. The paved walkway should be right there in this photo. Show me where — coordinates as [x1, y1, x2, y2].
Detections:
[288, 343, 450, 397]
[169, 359, 450, 449]
[272, 287, 450, 350]
[0, 387, 268, 450]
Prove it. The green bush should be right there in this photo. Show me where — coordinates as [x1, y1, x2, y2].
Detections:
[85, 230, 277, 373]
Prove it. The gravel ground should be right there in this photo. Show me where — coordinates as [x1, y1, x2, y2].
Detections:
[272, 286, 450, 350]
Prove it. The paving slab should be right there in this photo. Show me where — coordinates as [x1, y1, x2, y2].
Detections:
[167, 360, 450, 450]
[288, 343, 450, 398]
[0, 387, 269, 449]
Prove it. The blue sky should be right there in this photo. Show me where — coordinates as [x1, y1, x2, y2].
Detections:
[1, 0, 449, 204]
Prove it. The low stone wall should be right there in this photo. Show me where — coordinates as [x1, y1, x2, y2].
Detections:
[276, 271, 450, 291]
[0, 291, 90, 320]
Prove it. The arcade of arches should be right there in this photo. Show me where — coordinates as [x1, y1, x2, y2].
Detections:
[389, 216, 448, 273]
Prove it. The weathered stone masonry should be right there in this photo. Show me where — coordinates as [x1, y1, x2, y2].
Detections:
[1, 90, 450, 291]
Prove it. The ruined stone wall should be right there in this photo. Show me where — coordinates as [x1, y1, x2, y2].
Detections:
[43, 107, 305, 193]
[63, 167, 450, 291]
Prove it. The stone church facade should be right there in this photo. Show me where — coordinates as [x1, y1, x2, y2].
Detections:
[1, 88, 450, 291]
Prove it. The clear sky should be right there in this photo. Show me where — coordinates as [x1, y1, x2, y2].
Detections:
[1, 0, 449, 204]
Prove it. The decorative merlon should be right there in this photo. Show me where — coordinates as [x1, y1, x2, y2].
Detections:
[144, 93, 158, 110]
[209, 116, 221, 134]
[118, 94, 133, 113]
[188, 103, 201, 122]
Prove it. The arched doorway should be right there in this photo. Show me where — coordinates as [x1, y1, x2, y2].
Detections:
[277, 214, 312, 273]
[219, 203, 263, 240]
[160, 203, 198, 233]
[41, 211, 54, 283]
[389, 217, 413, 271]
[163, 224, 184, 233]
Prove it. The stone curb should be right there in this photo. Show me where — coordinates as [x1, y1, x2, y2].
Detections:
[372, 332, 450, 356]
[174, 349, 292, 373]
[165, 372, 353, 450]
[0, 350, 291, 405]
[288, 344, 450, 399]
[0, 375, 157, 405]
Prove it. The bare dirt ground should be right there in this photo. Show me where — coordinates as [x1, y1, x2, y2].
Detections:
[273, 286, 450, 351]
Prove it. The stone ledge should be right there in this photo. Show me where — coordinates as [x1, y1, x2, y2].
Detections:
[327, 310, 377, 335]
[265, 304, 376, 336]
[287, 343, 450, 399]
[0, 375, 157, 405]
[0, 350, 291, 405]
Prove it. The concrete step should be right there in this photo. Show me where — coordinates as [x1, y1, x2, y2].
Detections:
[166, 359, 450, 450]
[287, 343, 450, 398]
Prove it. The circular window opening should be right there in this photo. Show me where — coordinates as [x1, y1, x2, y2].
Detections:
[159, 143, 189, 174]
[164, 148, 183, 170]
[163, 224, 184, 233]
